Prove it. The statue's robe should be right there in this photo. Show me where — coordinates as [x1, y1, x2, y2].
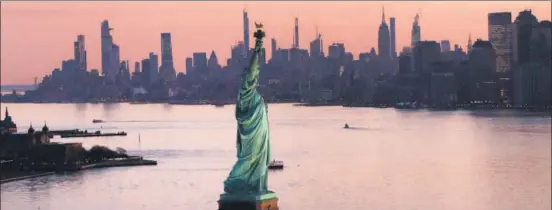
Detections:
[223, 34, 271, 195]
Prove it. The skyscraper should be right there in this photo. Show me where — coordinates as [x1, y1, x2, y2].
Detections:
[101, 20, 116, 80]
[185, 57, 193, 74]
[488, 12, 513, 73]
[411, 13, 421, 48]
[412, 41, 440, 73]
[119, 60, 131, 83]
[271, 38, 277, 61]
[328, 43, 345, 59]
[208, 51, 221, 70]
[513, 20, 551, 107]
[134, 61, 140, 73]
[160, 33, 176, 82]
[231, 41, 246, 62]
[467, 34, 473, 54]
[193, 52, 208, 72]
[310, 33, 323, 58]
[294, 18, 299, 49]
[74, 35, 87, 72]
[378, 7, 391, 60]
[390, 17, 397, 58]
[112, 44, 120, 78]
[141, 58, 151, 84]
[243, 9, 250, 57]
[513, 10, 538, 65]
[148, 52, 159, 84]
[440, 40, 451, 52]
[469, 40, 500, 104]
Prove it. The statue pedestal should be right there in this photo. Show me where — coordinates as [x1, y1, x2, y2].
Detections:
[218, 192, 279, 210]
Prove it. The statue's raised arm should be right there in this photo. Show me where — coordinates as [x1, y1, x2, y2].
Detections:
[237, 22, 265, 111]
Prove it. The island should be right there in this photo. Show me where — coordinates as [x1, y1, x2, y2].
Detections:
[0, 107, 157, 184]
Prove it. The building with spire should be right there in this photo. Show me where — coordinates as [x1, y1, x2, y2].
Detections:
[101, 20, 118, 82]
[310, 31, 323, 58]
[243, 9, 250, 57]
[0, 107, 17, 134]
[411, 13, 421, 48]
[378, 7, 391, 60]
[467, 34, 473, 54]
[390, 17, 397, 59]
[294, 18, 300, 49]
[208, 50, 221, 70]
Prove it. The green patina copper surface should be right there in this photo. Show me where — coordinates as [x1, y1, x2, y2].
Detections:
[221, 23, 277, 201]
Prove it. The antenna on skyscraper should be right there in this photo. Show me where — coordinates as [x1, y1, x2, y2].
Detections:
[315, 25, 319, 39]
[382, 6, 386, 23]
[292, 29, 295, 48]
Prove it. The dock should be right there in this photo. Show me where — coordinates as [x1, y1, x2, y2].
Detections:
[60, 131, 127, 138]
[47, 129, 127, 138]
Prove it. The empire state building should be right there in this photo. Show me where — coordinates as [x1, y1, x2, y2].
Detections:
[378, 7, 391, 60]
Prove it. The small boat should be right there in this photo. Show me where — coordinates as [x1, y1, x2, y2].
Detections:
[92, 119, 104, 123]
[344, 123, 350, 129]
[268, 160, 284, 170]
[214, 104, 225, 108]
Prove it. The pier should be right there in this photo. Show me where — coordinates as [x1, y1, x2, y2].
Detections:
[43, 129, 128, 138]
[59, 131, 127, 138]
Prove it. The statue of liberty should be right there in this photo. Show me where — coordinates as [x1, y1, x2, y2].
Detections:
[219, 23, 278, 207]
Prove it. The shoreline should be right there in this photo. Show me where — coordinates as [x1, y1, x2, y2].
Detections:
[0, 171, 55, 184]
[0, 158, 157, 184]
[1, 101, 550, 112]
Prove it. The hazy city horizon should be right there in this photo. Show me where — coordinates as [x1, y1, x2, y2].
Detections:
[1, 1, 550, 84]
[1, 2, 550, 209]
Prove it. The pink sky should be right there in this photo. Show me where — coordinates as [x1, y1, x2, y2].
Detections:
[1, 1, 550, 84]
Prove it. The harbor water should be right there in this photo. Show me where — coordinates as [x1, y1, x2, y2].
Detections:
[1, 103, 550, 210]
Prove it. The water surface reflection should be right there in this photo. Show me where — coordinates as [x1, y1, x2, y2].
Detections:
[1, 104, 550, 210]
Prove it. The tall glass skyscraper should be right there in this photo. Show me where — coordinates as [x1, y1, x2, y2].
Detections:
[160, 33, 176, 82]
[488, 12, 513, 73]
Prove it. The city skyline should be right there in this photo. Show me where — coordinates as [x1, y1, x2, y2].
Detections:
[1, 1, 551, 84]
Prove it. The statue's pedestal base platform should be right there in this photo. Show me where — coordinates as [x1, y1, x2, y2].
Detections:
[218, 192, 279, 210]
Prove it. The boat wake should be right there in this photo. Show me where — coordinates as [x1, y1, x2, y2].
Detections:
[96, 120, 181, 123]
[178, 168, 229, 172]
[126, 149, 232, 158]
[344, 127, 371, 130]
